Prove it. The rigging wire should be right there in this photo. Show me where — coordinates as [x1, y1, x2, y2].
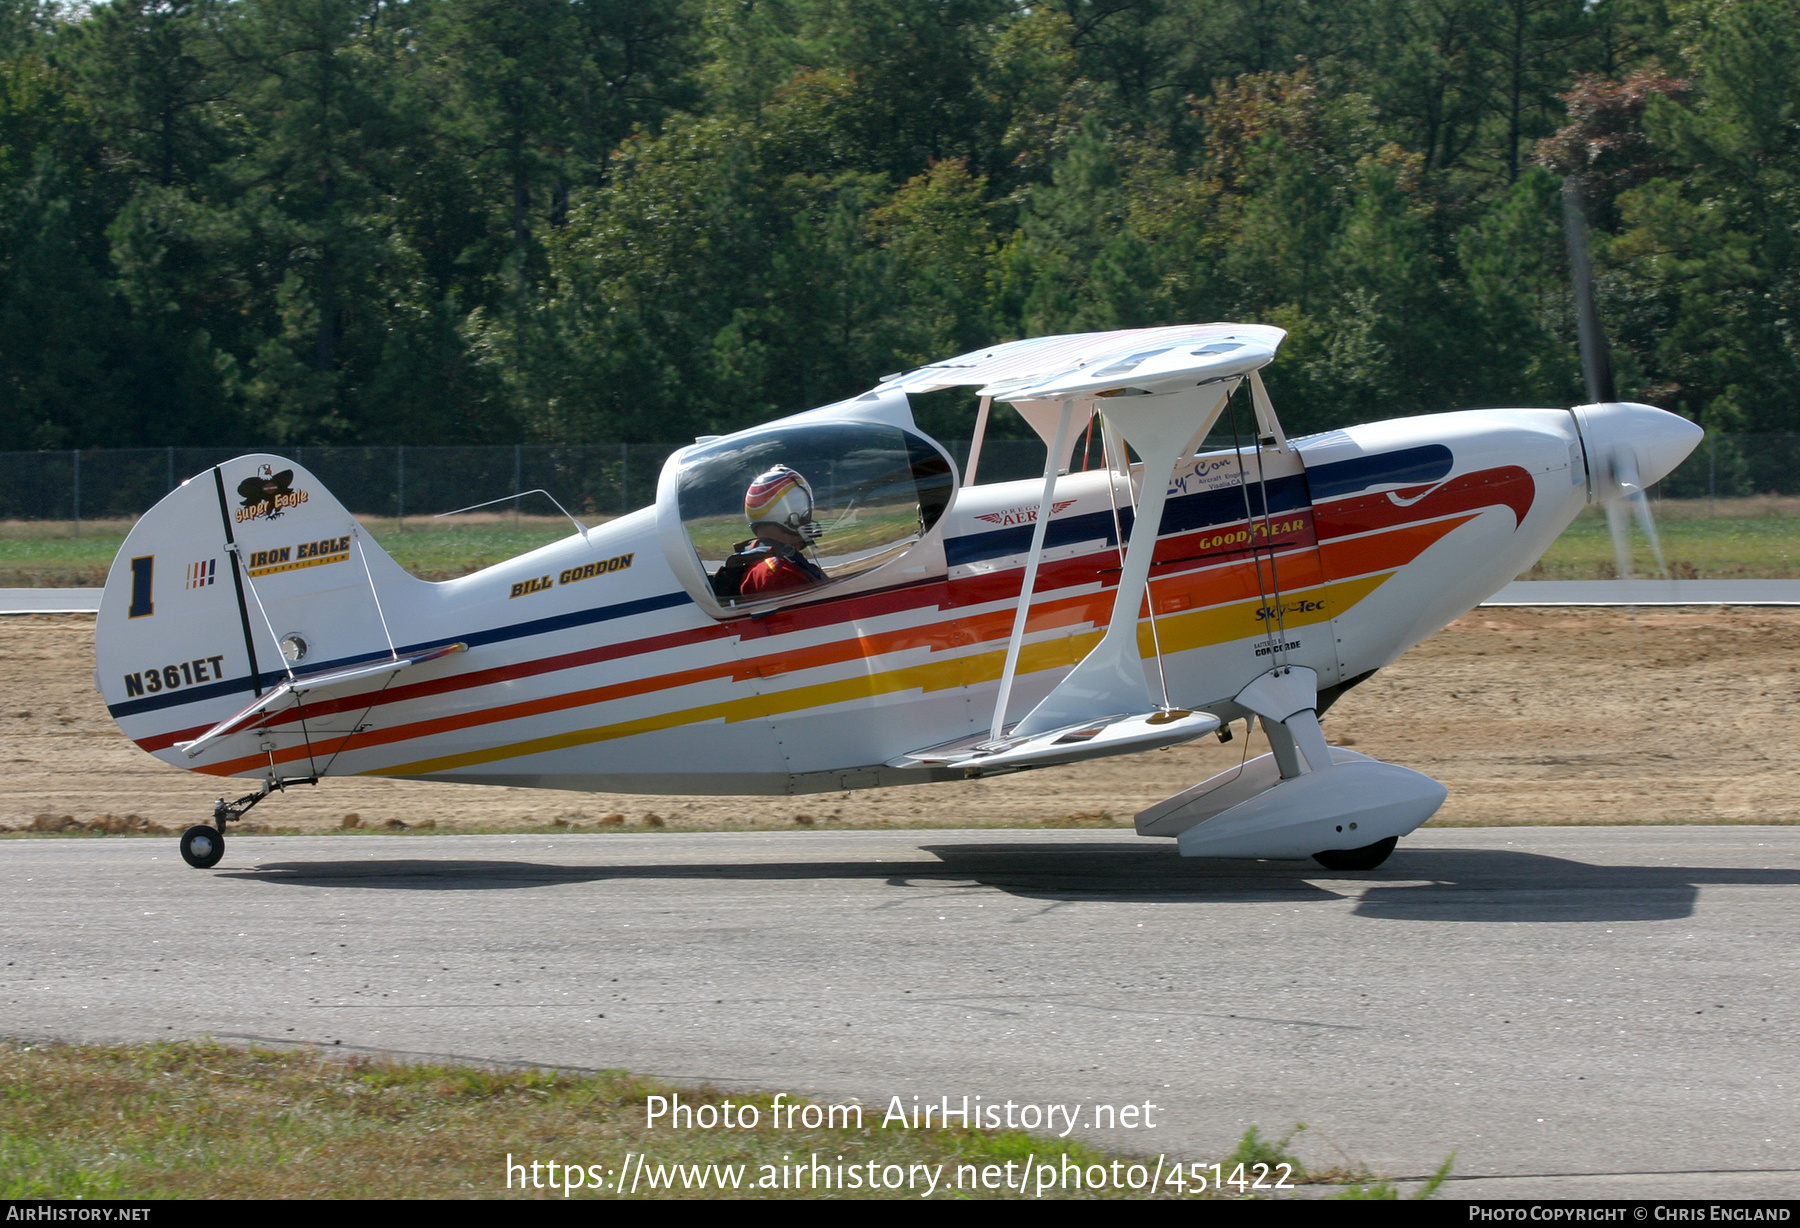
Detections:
[1226, 386, 1280, 663]
[1246, 403, 1292, 667]
[354, 527, 400, 660]
[316, 672, 402, 780]
[233, 549, 294, 682]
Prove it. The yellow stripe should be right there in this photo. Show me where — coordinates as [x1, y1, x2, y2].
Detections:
[1139, 572, 1384, 656]
[368, 573, 1391, 777]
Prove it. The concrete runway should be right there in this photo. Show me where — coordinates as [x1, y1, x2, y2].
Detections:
[4, 826, 1798, 1199]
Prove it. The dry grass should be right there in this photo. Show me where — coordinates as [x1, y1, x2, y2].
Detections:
[0, 809, 1136, 838]
[0, 1040, 1287, 1200]
[7, 607, 1798, 836]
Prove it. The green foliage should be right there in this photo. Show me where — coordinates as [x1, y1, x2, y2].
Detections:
[0, 1038, 1263, 1199]
[0, 0, 1794, 447]
[1224, 1122, 1307, 1181]
[1609, 0, 1800, 429]
[1328, 1152, 1454, 1199]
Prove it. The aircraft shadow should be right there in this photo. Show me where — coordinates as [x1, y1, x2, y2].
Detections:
[219, 842, 1800, 923]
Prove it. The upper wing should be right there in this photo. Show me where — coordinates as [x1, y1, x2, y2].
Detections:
[875, 323, 1285, 402]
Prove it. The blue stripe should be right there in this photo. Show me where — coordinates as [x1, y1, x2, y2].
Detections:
[943, 508, 1120, 568]
[944, 472, 1314, 569]
[107, 589, 695, 720]
[1157, 473, 1311, 536]
[1305, 444, 1454, 501]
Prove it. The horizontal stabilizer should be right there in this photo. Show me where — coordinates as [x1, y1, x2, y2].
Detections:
[889, 708, 1219, 774]
[176, 642, 466, 758]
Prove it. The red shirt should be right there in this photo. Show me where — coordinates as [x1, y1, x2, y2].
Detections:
[739, 554, 820, 598]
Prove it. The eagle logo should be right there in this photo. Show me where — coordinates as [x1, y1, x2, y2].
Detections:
[237, 464, 298, 521]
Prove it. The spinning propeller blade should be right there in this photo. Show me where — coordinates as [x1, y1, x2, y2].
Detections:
[1563, 174, 1687, 580]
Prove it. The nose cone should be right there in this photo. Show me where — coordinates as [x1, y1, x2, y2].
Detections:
[1572, 402, 1704, 502]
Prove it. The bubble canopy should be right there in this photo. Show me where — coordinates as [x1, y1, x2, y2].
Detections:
[673, 421, 956, 606]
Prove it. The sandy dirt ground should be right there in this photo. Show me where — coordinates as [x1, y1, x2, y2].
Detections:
[3, 608, 1796, 837]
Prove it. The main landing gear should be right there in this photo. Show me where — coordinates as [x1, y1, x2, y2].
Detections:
[178, 775, 317, 869]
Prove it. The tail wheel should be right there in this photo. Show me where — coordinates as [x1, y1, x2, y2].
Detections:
[180, 824, 225, 869]
[1312, 836, 1397, 871]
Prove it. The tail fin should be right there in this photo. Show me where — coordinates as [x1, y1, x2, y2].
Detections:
[96, 454, 423, 770]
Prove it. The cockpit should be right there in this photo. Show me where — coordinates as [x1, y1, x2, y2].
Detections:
[670, 420, 955, 608]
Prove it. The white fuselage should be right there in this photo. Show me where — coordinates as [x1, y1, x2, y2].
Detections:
[96, 405, 1596, 797]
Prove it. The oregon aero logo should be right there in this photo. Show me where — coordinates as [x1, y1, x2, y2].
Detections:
[974, 500, 1075, 527]
[235, 464, 310, 523]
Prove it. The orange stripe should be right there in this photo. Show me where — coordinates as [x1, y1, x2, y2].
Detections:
[366, 573, 1393, 779]
[191, 587, 1120, 776]
[187, 512, 1484, 777]
[1319, 513, 1477, 580]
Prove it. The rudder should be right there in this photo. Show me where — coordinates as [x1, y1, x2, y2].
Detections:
[96, 454, 425, 774]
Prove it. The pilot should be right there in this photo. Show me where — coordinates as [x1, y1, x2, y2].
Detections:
[713, 466, 828, 600]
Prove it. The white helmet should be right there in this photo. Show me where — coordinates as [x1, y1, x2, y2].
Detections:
[744, 466, 822, 541]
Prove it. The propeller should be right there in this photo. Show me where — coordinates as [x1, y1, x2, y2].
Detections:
[1601, 444, 1669, 581]
[1562, 175, 1694, 580]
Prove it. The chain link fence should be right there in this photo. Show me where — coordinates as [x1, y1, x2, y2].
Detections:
[0, 440, 1065, 525]
[0, 434, 1792, 526]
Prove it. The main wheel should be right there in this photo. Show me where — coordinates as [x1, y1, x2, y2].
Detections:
[1312, 836, 1398, 871]
[180, 824, 225, 869]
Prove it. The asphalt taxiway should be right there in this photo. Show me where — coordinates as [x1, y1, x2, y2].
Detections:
[3, 825, 1797, 1198]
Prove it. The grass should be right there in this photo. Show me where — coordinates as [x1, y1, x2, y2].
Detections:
[6, 497, 1795, 586]
[370, 516, 580, 581]
[0, 1040, 1390, 1200]
[1520, 495, 1800, 580]
[1327, 1154, 1455, 1200]
[0, 514, 581, 586]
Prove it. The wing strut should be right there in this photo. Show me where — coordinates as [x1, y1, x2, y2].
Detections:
[1012, 379, 1238, 737]
[1101, 420, 1172, 710]
[988, 399, 1075, 742]
[962, 395, 994, 486]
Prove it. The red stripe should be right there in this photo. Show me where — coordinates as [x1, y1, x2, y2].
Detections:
[188, 586, 1125, 778]
[1315, 466, 1535, 539]
[135, 467, 1533, 756]
[133, 621, 738, 753]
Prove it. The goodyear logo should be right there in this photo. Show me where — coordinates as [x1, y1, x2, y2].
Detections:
[1193, 516, 1310, 554]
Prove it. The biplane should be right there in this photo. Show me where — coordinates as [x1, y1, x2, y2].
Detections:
[93, 323, 1702, 869]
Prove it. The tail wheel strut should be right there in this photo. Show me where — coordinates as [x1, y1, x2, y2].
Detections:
[177, 774, 317, 870]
